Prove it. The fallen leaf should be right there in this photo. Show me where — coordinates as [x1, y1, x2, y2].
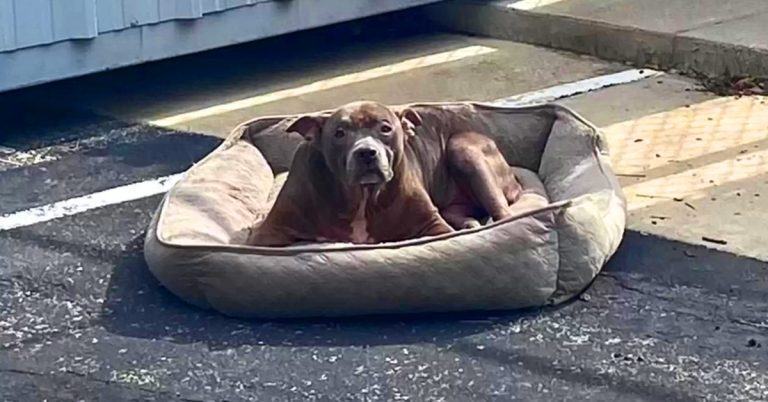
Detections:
[702, 236, 727, 245]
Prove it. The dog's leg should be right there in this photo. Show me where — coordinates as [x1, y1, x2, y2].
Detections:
[369, 185, 454, 241]
[447, 132, 518, 222]
[248, 224, 296, 247]
[442, 203, 481, 230]
[408, 192, 455, 237]
[415, 211, 455, 237]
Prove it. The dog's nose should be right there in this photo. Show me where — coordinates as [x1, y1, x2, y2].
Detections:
[355, 147, 378, 164]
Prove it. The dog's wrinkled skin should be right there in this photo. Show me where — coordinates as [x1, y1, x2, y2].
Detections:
[248, 101, 522, 246]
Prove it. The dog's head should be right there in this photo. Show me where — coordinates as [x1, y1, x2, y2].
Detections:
[286, 101, 422, 191]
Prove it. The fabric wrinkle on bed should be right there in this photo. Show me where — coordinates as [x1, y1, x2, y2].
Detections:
[144, 102, 626, 318]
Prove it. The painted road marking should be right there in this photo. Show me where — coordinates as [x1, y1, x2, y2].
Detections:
[0, 174, 183, 231]
[148, 46, 499, 127]
[0, 69, 660, 231]
[493, 68, 662, 106]
[506, 0, 568, 11]
[0, 45, 498, 171]
[0, 68, 660, 171]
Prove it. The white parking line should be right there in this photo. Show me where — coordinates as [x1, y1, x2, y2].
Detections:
[492, 68, 662, 106]
[506, 0, 568, 11]
[149, 45, 499, 127]
[0, 45, 498, 171]
[0, 68, 659, 232]
[0, 174, 183, 231]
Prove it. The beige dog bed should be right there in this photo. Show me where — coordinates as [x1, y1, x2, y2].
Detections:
[144, 103, 626, 318]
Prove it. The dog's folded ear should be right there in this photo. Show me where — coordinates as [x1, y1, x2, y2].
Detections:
[398, 107, 423, 128]
[397, 107, 422, 137]
[286, 115, 327, 141]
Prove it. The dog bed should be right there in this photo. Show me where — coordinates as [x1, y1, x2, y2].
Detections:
[144, 103, 626, 318]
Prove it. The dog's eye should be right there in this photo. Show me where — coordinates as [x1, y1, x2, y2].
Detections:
[380, 124, 392, 134]
[335, 129, 345, 138]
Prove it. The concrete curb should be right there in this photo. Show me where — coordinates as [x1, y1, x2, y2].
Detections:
[425, 0, 768, 78]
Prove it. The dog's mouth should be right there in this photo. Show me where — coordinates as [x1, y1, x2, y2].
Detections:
[358, 171, 384, 185]
[354, 169, 389, 192]
[344, 145, 394, 189]
[350, 165, 394, 193]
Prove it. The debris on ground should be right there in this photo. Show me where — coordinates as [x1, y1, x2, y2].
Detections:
[702, 236, 728, 245]
[694, 73, 767, 96]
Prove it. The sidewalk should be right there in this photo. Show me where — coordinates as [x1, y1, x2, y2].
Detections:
[428, 0, 768, 262]
[563, 78, 768, 261]
[427, 0, 768, 78]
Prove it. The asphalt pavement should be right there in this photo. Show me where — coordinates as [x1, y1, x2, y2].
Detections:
[1, 11, 766, 401]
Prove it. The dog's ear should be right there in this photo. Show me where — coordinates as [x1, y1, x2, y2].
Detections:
[397, 107, 422, 137]
[286, 115, 327, 141]
[398, 107, 423, 128]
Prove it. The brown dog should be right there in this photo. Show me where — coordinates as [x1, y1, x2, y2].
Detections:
[248, 101, 522, 246]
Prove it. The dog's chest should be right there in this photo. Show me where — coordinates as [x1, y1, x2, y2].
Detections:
[349, 193, 372, 244]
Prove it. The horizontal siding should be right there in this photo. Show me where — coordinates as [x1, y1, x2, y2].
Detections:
[1, 0, 442, 91]
[0, 0, 238, 52]
[0, 0, 430, 53]
[159, 0, 203, 20]
[222, 0, 252, 8]
[200, 0, 225, 14]
[122, 0, 160, 27]
[0, 0, 15, 51]
[12, 0, 54, 49]
[96, 0, 127, 32]
[52, 0, 98, 41]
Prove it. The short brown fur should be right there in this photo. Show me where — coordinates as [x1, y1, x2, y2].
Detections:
[248, 102, 522, 246]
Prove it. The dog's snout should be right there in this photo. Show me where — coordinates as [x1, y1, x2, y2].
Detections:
[355, 147, 378, 164]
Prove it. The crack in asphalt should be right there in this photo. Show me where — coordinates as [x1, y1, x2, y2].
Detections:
[599, 272, 676, 302]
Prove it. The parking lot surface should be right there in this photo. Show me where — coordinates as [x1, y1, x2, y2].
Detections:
[2, 13, 766, 401]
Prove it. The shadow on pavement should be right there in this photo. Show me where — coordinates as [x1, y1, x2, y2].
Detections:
[0, 127, 221, 215]
[606, 230, 768, 298]
[449, 340, 699, 402]
[100, 234, 544, 349]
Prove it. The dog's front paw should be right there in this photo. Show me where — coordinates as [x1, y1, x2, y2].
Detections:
[461, 220, 482, 230]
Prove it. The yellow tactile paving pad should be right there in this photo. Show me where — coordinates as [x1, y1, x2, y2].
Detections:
[604, 96, 768, 210]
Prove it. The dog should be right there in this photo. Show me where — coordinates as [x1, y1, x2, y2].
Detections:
[248, 101, 522, 246]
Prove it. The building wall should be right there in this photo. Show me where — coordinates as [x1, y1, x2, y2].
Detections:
[0, 0, 439, 92]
